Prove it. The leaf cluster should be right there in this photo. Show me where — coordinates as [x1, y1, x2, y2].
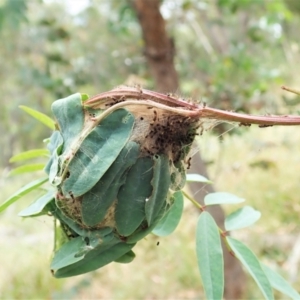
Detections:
[1, 102, 299, 299]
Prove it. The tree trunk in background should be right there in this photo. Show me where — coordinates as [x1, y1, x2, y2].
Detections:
[132, 0, 246, 298]
[132, 0, 178, 93]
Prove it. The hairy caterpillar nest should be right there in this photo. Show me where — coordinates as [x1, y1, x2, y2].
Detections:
[17, 85, 300, 278]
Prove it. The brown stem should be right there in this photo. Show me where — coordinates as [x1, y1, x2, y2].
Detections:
[282, 85, 300, 96]
[86, 87, 300, 126]
[200, 107, 300, 126]
[86, 87, 198, 109]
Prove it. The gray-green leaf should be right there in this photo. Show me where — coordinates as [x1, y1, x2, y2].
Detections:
[81, 141, 140, 227]
[186, 173, 212, 183]
[262, 264, 300, 300]
[115, 156, 153, 236]
[61, 109, 135, 198]
[225, 206, 261, 231]
[51, 93, 84, 151]
[204, 192, 245, 206]
[145, 155, 171, 225]
[152, 191, 184, 237]
[196, 212, 224, 300]
[18, 190, 55, 217]
[227, 237, 274, 300]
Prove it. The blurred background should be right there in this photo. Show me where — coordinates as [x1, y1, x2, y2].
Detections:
[1, 0, 300, 298]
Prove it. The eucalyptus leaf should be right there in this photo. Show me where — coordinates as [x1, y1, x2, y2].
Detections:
[262, 264, 300, 300]
[152, 191, 184, 237]
[0, 177, 48, 213]
[227, 237, 274, 300]
[186, 173, 212, 183]
[9, 149, 49, 162]
[196, 212, 224, 300]
[225, 206, 261, 231]
[18, 190, 55, 217]
[204, 192, 245, 206]
[19, 105, 55, 130]
[9, 163, 45, 176]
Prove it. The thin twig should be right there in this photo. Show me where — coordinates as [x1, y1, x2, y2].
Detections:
[85, 86, 300, 126]
[182, 190, 204, 211]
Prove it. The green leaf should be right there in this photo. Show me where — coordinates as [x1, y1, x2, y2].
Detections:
[50, 203, 110, 238]
[0, 177, 48, 213]
[196, 212, 224, 300]
[114, 250, 136, 264]
[9, 163, 45, 176]
[186, 173, 212, 183]
[53, 240, 135, 278]
[204, 192, 245, 206]
[145, 155, 171, 226]
[19, 105, 55, 130]
[262, 264, 300, 300]
[51, 236, 90, 270]
[51, 93, 84, 152]
[81, 93, 89, 101]
[225, 206, 261, 231]
[18, 190, 55, 217]
[61, 108, 135, 198]
[9, 149, 49, 162]
[152, 191, 184, 237]
[44, 131, 64, 182]
[51, 229, 115, 270]
[126, 216, 164, 244]
[82, 141, 140, 227]
[227, 237, 274, 300]
[115, 156, 153, 236]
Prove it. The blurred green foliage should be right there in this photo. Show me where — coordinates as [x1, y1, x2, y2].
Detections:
[1, 0, 300, 168]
